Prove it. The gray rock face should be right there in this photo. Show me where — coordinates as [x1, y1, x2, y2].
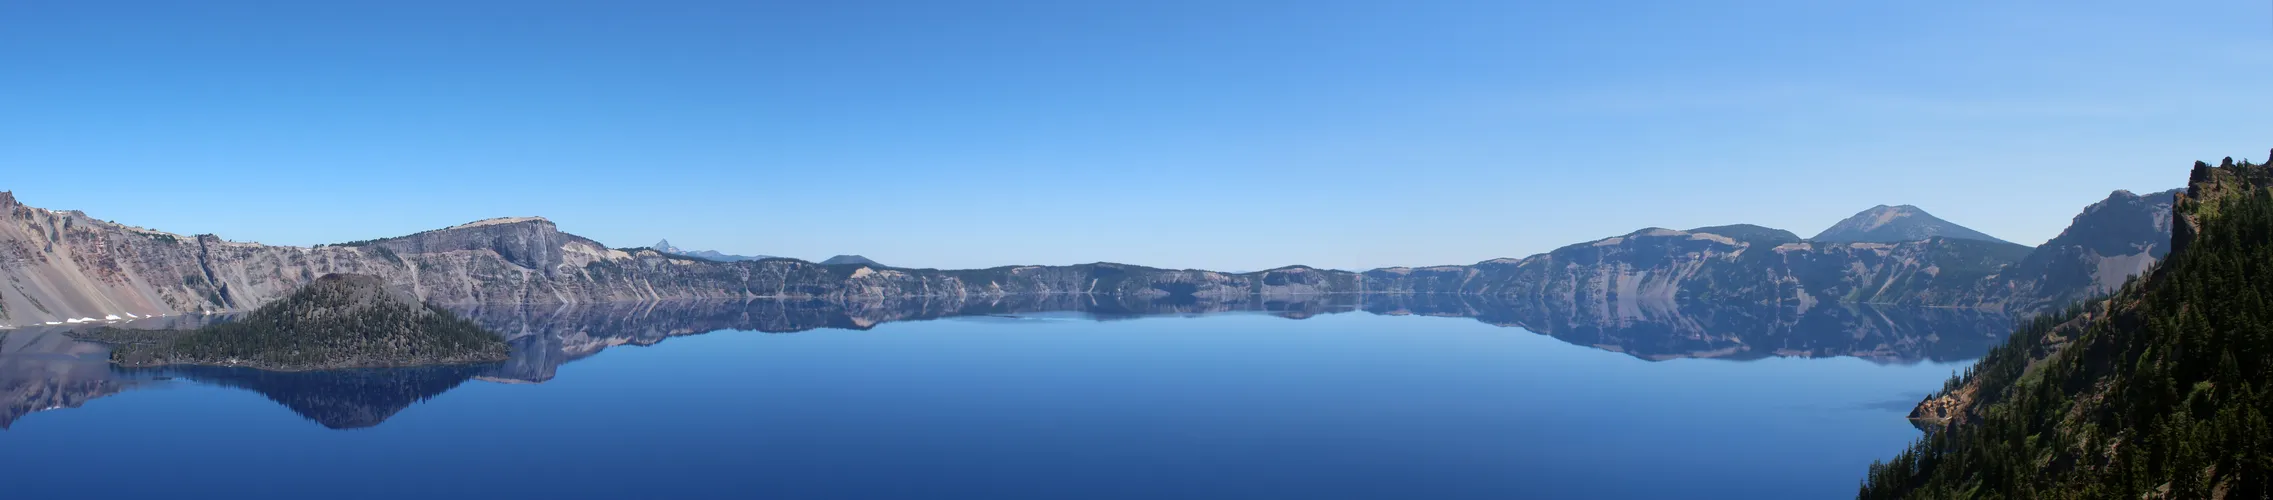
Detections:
[0, 187, 2177, 326]
[1813, 205, 2013, 245]
[1964, 189, 2180, 313]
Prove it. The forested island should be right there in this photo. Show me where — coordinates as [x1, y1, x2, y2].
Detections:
[71, 274, 508, 371]
[1860, 158, 2273, 498]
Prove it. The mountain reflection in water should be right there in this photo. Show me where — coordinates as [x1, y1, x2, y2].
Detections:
[0, 294, 2011, 429]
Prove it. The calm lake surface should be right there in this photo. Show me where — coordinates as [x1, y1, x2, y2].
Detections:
[0, 297, 2006, 499]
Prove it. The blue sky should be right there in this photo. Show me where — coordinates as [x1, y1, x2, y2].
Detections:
[3, 1, 2269, 271]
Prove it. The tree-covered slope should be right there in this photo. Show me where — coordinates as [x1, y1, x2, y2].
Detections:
[80, 273, 508, 370]
[1860, 156, 2273, 499]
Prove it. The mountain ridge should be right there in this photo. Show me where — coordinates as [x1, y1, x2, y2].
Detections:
[1813, 204, 2015, 245]
[650, 239, 773, 262]
[0, 185, 2179, 328]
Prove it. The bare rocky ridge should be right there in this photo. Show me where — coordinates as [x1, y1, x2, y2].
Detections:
[1958, 189, 2182, 314]
[0, 188, 2177, 326]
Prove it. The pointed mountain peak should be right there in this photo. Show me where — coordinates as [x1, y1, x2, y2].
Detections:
[653, 239, 677, 252]
[1812, 205, 2011, 245]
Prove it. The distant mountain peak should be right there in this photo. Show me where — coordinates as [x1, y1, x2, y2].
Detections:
[647, 239, 770, 262]
[1685, 224, 1802, 244]
[820, 255, 880, 266]
[1812, 205, 2012, 245]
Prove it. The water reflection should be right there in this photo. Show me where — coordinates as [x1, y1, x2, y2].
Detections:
[0, 328, 134, 429]
[149, 365, 492, 429]
[0, 294, 2011, 429]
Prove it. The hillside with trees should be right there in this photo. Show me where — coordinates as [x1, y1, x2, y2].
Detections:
[74, 274, 507, 371]
[1860, 157, 2273, 499]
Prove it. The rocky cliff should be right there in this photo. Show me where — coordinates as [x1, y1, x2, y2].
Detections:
[1960, 188, 2181, 314]
[0, 184, 2176, 327]
[0, 195, 1359, 326]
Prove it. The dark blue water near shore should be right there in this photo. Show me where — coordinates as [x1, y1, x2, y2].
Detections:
[0, 300, 1997, 499]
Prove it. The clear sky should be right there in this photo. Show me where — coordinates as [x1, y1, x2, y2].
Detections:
[3, 1, 2269, 271]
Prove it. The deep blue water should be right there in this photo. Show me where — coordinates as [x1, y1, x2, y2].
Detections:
[0, 301, 1996, 499]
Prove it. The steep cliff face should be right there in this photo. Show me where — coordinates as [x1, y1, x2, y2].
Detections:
[1963, 189, 2180, 314]
[0, 193, 224, 323]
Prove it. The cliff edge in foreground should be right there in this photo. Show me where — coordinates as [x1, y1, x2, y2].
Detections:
[1863, 153, 2273, 499]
